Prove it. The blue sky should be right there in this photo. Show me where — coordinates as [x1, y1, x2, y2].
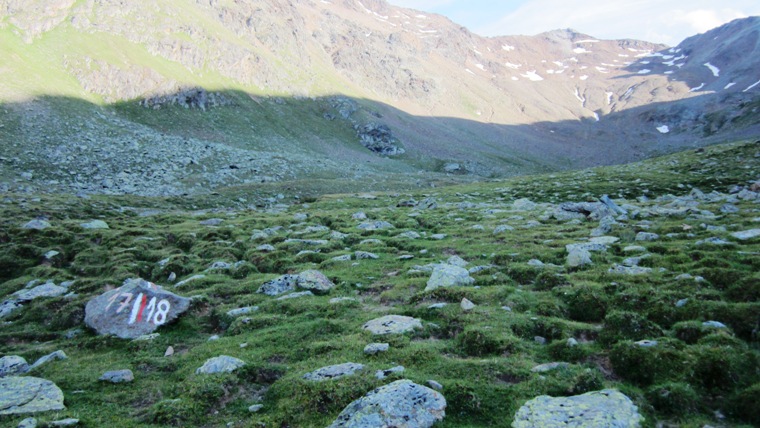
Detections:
[386, 0, 760, 46]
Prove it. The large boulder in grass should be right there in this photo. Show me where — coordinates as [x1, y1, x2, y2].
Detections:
[85, 278, 190, 339]
[0, 377, 66, 415]
[296, 270, 335, 293]
[328, 379, 446, 428]
[512, 389, 641, 428]
[363, 315, 422, 335]
[425, 264, 474, 291]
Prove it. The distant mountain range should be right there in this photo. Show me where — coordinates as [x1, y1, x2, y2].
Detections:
[1, 0, 758, 197]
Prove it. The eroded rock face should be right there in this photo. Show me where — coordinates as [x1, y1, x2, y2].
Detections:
[328, 379, 446, 428]
[85, 278, 190, 339]
[512, 389, 641, 428]
[0, 377, 66, 415]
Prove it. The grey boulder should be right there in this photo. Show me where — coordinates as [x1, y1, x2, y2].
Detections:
[257, 274, 299, 296]
[0, 356, 29, 377]
[363, 315, 422, 335]
[297, 270, 335, 293]
[99, 369, 134, 383]
[328, 379, 446, 428]
[512, 389, 641, 428]
[0, 376, 65, 415]
[425, 264, 474, 291]
[85, 278, 190, 339]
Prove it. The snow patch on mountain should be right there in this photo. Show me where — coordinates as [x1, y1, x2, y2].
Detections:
[690, 83, 705, 92]
[521, 71, 544, 81]
[704, 63, 720, 77]
[724, 82, 736, 90]
[573, 47, 590, 54]
[745, 80, 760, 92]
[657, 125, 670, 134]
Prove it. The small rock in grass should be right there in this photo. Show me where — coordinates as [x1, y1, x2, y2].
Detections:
[0, 356, 29, 377]
[80, 220, 110, 229]
[99, 369, 134, 383]
[164, 346, 174, 357]
[22, 219, 51, 230]
[29, 351, 67, 371]
[297, 270, 335, 293]
[0, 376, 65, 415]
[460, 298, 475, 311]
[376, 365, 405, 379]
[427, 380, 443, 391]
[248, 404, 263, 413]
[531, 362, 569, 373]
[635, 232, 659, 241]
[196, 356, 245, 374]
[355, 251, 379, 260]
[731, 229, 760, 240]
[304, 363, 365, 381]
[513, 389, 641, 428]
[48, 419, 79, 427]
[364, 343, 390, 355]
[17, 418, 37, 428]
[226, 306, 259, 317]
[425, 264, 474, 291]
[703, 321, 728, 329]
[276, 291, 314, 300]
[363, 315, 422, 335]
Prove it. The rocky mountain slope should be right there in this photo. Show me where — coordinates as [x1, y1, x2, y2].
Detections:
[0, 0, 759, 197]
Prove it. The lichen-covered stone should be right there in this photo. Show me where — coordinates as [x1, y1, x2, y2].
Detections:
[0, 356, 29, 377]
[0, 376, 65, 415]
[80, 220, 109, 229]
[257, 274, 298, 296]
[303, 363, 364, 381]
[512, 389, 641, 427]
[99, 369, 134, 383]
[297, 270, 335, 293]
[85, 278, 190, 339]
[363, 315, 422, 335]
[425, 264, 474, 291]
[195, 356, 245, 374]
[328, 379, 446, 428]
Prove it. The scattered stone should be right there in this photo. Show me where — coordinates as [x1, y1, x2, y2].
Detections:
[534, 336, 547, 345]
[196, 356, 245, 374]
[226, 306, 259, 317]
[635, 232, 659, 241]
[720, 204, 739, 213]
[17, 418, 37, 428]
[460, 298, 475, 311]
[164, 346, 174, 357]
[48, 419, 79, 427]
[703, 321, 728, 329]
[29, 351, 67, 371]
[0, 356, 29, 377]
[446, 256, 468, 267]
[635, 340, 658, 347]
[332, 254, 352, 262]
[696, 237, 731, 246]
[363, 315, 423, 335]
[357, 221, 394, 231]
[376, 365, 405, 379]
[608, 264, 653, 275]
[431, 234, 447, 240]
[427, 380, 443, 391]
[257, 244, 276, 252]
[248, 404, 264, 413]
[398, 231, 421, 239]
[623, 246, 647, 253]
[330, 297, 357, 304]
[297, 270, 335, 293]
[293, 213, 308, 222]
[425, 264, 474, 291]
[531, 362, 570, 373]
[352, 212, 368, 220]
[528, 259, 544, 267]
[173, 274, 205, 288]
[99, 369, 134, 383]
[364, 343, 390, 355]
[22, 220, 51, 230]
[303, 363, 365, 381]
[167, 272, 176, 282]
[208, 335, 220, 341]
[513, 389, 641, 428]
[493, 224, 514, 234]
[80, 220, 110, 229]
[355, 251, 379, 260]
[589, 236, 619, 245]
[676, 298, 689, 307]
[566, 247, 592, 267]
[567, 338, 579, 347]
[600, 194, 627, 215]
[327, 379, 446, 428]
[0, 376, 65, 415]
[199, 218, 224, 226]
[513, 198, 537, 211]
[731, 229, 760, 240]
[85, 278, 191, 339]
[428, 303, 447, 309]
[276, 291, 315, 300]
[257, 274, 299, 296]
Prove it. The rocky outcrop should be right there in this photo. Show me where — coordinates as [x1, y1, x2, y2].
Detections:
[513, 389, 641, 427]
[356, 123, 405, 156]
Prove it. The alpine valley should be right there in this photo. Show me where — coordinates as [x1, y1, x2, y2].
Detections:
[0, 1, 759, 428]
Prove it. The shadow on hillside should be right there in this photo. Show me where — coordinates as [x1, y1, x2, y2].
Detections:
[1, 87, 758, 192]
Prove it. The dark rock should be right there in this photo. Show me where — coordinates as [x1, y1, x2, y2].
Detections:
[85, 278, 190, 339]
[356, 123, 405, 156]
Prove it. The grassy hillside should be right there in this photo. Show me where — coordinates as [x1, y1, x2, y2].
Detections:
[0, 140, 759, 427]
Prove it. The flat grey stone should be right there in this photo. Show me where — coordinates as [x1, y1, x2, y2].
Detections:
[196, 356, 245, 374]
[425, 264, 474, 291]
[703, 321, 728, 329]
[513, 389, 641, 428]
[364, 343, 390, 355]
[226, 306, 259, 317]
[460, 298, 475, 311]
[357, 221, 394, 231]
[494, 224, 515, 234]
[303, 363, 365, 381]
[173, 274, 205, 288]
[531, 362, 570, 373]
[566, 247, 592, 267]
[0, 356, 29, 377]
[355, 251, 379, 260]
[22, 220, 51, 230]
[427, 380, 443, 391]
[85, 278, 190, 339]
[248, 404, 263, 413]
[375, 366, 405, 380]
[328, 379, 446, 428]
[17, 418, 37, 428]
[48, 419, 79, 427]
[80, 220, 109, 229]
[608, 264, 652, 275]
[731, 229, 760, 240]
[199, 218, 224, 226]
[276, 291, 314, 300]
[0, 376, 65, 415]
[363, 315, 422, 335]
[99, 369, 134, 383]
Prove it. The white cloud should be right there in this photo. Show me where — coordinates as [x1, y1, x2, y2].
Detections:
[477, 0, 760, 45]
